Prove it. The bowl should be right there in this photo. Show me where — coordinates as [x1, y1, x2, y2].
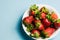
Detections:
[22, 4, 60, 40]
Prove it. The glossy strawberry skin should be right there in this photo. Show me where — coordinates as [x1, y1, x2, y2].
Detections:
[42, 18, 51, 27]
[45, 27, 55, 37]
[41, 12, 46, 19]
[54, 22, 60, 28]
[32, 29, 40, 34]
[23, 16, 34, 24]
[38, 24, 44, 30]
[24, 17, 31, 24]
[28, 16, 34, 22]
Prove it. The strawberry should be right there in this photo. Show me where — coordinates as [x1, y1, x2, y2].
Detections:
[54, 22, 60, 29]
[42, 18, 51, 27]
[44, 27, 55, 37]
[54, 19, 60, 28]
[23, 17, 31, 24]
[51, 13, 58, 20]
[30, 4, 38, 16]
[34, 20, 44, 30]
[23, 16, 34, 24]
[57, 23, 60, 27]
[41, 12, 46, 19]
[40, 7, 49, 14]
[38, 24, 44, 30]
[28, 16, 34, 22]
[34, 20, 41, 28]
[31, 29, 40, 38]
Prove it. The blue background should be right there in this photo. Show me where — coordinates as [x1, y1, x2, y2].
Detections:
[0, 0, 60, 40]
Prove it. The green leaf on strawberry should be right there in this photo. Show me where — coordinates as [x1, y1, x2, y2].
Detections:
[30, 33, 40, 38]
[26, 24, 34, 32]
[30, 4, 38, 11]
[46, 14, 56, 22]
[34, 10, 41, 20]
[40, 7, 49, 14]
[40, 31, 46, 39]
[35, 22, 41, 28]
[30, 29, 40, 38]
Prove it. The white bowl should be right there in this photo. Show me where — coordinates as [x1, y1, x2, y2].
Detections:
[22, 4, 60, 40]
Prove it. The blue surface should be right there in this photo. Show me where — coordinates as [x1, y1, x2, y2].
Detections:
[0, 0, 60, 40]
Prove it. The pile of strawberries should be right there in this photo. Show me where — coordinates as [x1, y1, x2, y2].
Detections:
[23, 5, 60, 38]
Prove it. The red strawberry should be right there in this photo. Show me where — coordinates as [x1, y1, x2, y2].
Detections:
[24, 17, 31, 24]
[23, 16, 34, 24]
[32, 29, 40, 34]
[31, 29, 40, 38]
[28, 16, 34, 22]
[34, 20, 44, 30]
[42, 18, 51, 27]
[38, 24, 44, 30]
[54, 22, 60, 28]
[51, 13, 58, 20]
[57, 23, 60, 27]
[54, 19, 60, 28]
[41, 12, 46, 19]
[44, 27, 55, 37]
